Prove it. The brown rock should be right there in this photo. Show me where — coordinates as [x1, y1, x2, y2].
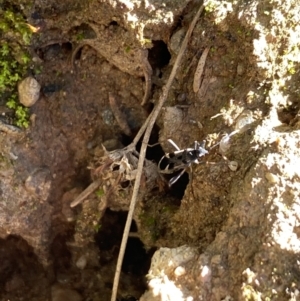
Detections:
[18, 77, 41, 107]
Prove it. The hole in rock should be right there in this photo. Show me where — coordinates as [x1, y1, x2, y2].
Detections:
[95, 210, 154, 299]
[144, 126, 165, 163]
[148, 40, 171, 71]
[50, 232, 73, 273]
[95, 210, 137, 258]
[108, 21, 119, 27]
[0, 235, 45, 292]
[123, 237, 154, 276]
[169, 171, 189, 201]
[277, 102, 300, 124]
[68, 23, 97, 40]
[95, 209, 152, 276]
[38, 42, 73, 61]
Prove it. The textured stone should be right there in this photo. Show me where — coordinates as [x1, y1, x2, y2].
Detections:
[18, 77, 41, 107]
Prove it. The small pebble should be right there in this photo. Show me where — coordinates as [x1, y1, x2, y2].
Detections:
[177, 93, 186, 102]
[228, 161, 238, 171]
[237, 63, 245, 75]
[174, 266, 186, 277]
[102, 138, 123, 151]
[235, 110, 253, 133]
[211, 254, 221, 265]
[265, 172, 279, 183]
[18, 77, 41, 107]
[76, 255, 87, 270]
[101, 109, 114, 125]
[56, 273, 71, 284]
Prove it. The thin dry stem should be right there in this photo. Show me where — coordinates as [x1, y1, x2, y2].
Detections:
[70, 179, 102, 208]
[110, 4, 205, 301]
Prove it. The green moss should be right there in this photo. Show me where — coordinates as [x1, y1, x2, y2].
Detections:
[0, 2, 33, 128]
[124, 45, 131, 53]
[75, 31, 85, 41]
[95, 188, 105, 197]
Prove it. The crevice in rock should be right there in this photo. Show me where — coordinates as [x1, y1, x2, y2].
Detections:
[277, 102, 300, 124]
[94, 209, 154, 299]
[108, 21, 119, 27]
[168, 171, 189, 200]
[37, 42, 73, 62]
[68, 23, 97, 40]
[50, 232, 73, 273]
[0, 235, 46, 296]
[148, 40, 171, 72]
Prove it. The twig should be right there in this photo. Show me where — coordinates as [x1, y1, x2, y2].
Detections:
[70, 179, 102, 208]
[70, 43, 84, 69]
[110, 4, 205, 301]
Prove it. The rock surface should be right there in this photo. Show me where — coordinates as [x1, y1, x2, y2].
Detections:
[1, 0, 300, 300]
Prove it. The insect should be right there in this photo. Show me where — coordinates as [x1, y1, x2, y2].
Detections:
[158, 139, 209, 186]
[158, 128, 242, 186]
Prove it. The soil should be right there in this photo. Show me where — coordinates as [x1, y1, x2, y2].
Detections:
[1, 0, 300, 300]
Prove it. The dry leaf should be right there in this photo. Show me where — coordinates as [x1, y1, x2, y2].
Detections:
[193, 47, 210, 93]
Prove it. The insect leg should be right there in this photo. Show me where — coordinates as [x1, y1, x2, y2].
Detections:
[169, 168, 187, 186]
[158, 155, 166, 171]
[200, 140, 206, 148]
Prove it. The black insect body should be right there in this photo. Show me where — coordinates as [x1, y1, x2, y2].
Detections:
[158, 139, 209, 186]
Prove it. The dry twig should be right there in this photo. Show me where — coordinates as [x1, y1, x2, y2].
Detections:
[70, 179, 102, 208]
[110, 4, 205, 301]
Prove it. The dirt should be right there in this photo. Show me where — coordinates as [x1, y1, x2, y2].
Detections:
[1, 0, 300, 300]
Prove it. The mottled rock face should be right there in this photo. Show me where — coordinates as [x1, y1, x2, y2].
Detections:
[18, 77, 41, 107]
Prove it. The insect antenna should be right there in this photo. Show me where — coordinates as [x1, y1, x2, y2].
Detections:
[167, 139, 181, 151]
[208, 129, 240, 151]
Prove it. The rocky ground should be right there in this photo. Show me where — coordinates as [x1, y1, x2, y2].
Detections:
[0, 0, 300, 300]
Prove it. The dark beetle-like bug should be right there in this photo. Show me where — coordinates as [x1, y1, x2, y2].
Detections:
[158, 139, 209, 186]
[158, 128, 242, 186]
